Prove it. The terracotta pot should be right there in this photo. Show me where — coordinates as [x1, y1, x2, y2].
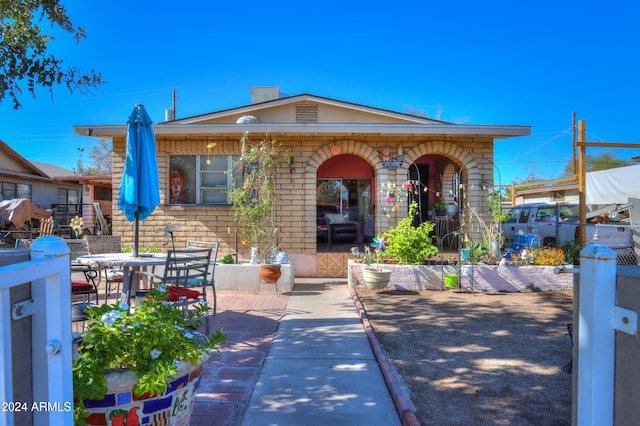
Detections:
[362, 267, 392, 290]
[260, 263, 282, 284]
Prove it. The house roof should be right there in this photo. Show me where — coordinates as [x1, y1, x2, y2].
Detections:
[30, 160, 111, 187]
[73, 93, 531, 139]
[31, 161, 75, 178]
[168, 93, 449, 125]
[0, 139, 57, 182]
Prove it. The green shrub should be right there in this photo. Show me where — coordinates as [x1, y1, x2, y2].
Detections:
[385, 203, 439, 264]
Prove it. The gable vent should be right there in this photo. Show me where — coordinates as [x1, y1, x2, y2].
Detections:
[296, 105, 318, 123]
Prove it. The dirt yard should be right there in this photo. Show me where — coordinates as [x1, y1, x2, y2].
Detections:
[355, 288, 574, 426]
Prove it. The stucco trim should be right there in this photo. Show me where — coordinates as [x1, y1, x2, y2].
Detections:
[74, 123, 531, 139]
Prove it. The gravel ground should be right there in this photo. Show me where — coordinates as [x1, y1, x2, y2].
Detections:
[356, 288, 574, 426]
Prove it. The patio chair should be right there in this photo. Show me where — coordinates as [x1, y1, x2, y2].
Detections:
[62, 238, 100, 304]
[84, 235, 124, 302]
[16, 237, 99, 304]
[93, 202, 110, 235]
[186, 240, 220, 316]
[71, 264, 99, 304]
[39, 217, 55, 237]
[146, 248, 213, 334]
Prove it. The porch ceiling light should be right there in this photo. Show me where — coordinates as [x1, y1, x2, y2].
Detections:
[207, 142, 217, 164]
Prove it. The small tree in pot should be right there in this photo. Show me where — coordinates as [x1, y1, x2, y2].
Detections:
[229, 132, 282, 264]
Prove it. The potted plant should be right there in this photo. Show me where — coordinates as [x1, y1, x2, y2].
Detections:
[229, 133, 292, 282]
[468, 189, 509, 262]
[446, 201, 458, 215]
[385, 202, 439, 265]
[362, 235, 392, 290]
[229, 133, 283, 268]
[72, 287, 226, 425]
[431, 201, 446, 216]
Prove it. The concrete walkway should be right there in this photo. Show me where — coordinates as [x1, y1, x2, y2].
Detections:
[189, 279, 405, 426]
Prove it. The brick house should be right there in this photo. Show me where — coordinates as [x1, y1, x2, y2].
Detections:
[74, 87, 530, 277]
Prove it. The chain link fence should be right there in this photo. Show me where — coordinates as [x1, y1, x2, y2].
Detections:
[555, 222, 639, 266]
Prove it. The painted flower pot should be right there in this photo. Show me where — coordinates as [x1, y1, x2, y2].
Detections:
[259, 263, 282, 284]
[82, 354, 208, 426]
[362, 267, 392, 290]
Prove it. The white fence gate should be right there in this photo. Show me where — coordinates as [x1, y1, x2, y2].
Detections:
[0, 236, 73, 426]
[573, 245, 639, 425]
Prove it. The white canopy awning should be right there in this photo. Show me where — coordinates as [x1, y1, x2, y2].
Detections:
[586, 165, 640, 204]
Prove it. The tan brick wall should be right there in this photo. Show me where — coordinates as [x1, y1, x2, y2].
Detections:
[111, 133, 494, 272]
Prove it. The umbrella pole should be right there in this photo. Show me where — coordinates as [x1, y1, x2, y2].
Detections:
[134, 211, 139, 257]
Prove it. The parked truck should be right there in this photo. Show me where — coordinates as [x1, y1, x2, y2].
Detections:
[502, 202, 636, 264]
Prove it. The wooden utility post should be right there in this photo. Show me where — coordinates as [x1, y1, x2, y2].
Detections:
[572, 111, 577, 176]
[575, 117, 640, 245]
[578, 120, 587, 244]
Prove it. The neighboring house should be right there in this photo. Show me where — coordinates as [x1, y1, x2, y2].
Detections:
[32, 161, 113, 234]
[0, 139, 82, 211]
[74, 87, 530, 277]
[512, 179, 579, 205]
[0, 139, 111, 234]
[511, 165, 640, 207]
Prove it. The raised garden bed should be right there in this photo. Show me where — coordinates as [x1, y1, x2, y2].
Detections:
[214, 263, 294, 292]
[348, 260, 574, 292]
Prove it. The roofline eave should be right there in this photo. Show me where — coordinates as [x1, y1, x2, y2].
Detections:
[74, 123, 532, 138]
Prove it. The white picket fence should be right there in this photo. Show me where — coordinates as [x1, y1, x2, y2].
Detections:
[0, 236, 73, 426]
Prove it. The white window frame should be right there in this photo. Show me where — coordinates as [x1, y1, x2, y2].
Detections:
[169, 155, 239, 205]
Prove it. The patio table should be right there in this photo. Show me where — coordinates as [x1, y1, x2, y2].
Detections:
[76, 252, 170, 306]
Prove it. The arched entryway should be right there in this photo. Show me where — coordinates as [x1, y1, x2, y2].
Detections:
[405, 154, 467, 252]
[407, 156, 465, 221]
[316, 154, 374, 252]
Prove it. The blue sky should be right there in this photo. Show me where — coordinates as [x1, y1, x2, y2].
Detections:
[1, 0, 639, 184]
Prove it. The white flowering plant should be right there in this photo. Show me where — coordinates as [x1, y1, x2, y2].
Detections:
[72, 287, 225, 423]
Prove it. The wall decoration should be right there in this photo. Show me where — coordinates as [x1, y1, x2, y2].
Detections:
[378, 146, 393, 160]
[170, 168, 186, 204]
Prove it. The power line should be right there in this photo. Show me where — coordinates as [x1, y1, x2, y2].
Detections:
[500, 128, 572, 166]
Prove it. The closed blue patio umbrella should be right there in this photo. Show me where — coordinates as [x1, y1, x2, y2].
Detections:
[117, 104, 160, 257]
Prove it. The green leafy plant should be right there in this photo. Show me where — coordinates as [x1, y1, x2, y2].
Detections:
[121, 243, 162, 253]
[229, 132, 281, 263]
[468, 242, 488, 263]
[385, 202, 439, 264]
[72, 287, 226, 424]
[219, 253, 234, 264]
[468, 189, 509, 261]
[431, 201, 446, 212]
[557, 240, 581, 264]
